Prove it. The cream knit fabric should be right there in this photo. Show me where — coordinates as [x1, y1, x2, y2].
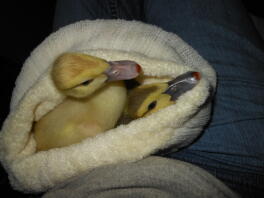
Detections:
[0, 20, 216, 193]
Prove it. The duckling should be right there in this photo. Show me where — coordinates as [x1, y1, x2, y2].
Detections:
[33, 53, 142, 151]
[126, 71, 201, 119]
[52, 53, 141, 98]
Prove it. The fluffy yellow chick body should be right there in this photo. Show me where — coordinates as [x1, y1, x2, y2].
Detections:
[34, 81, 126, 151]
[33, 53, 141, 151]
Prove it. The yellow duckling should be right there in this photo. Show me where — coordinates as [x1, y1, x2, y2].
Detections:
[34, 53, 141, 151]
[127, 71, 201, 119]
[52, 53, 141, 98]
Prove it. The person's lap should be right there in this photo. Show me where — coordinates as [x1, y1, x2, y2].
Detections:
[53, 0, 264, 196]
[143, 0, 264, 195]
[53, 0, 144, 30]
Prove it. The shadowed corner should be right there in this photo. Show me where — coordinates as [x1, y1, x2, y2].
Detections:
[0, 1, 56, 197]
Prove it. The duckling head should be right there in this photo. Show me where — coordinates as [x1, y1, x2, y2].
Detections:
[52, 53, 141, 98]
[127, 71, 201, 118]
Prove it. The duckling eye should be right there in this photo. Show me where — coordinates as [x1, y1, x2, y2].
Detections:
[81, 80, 92, 86]
[147, 101, 157, 111]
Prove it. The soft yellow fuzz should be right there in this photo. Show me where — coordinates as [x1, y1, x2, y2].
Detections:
[52, 53, 110, 97]
[34, 81, 126, 151]
[34, 53, 129, 151]
[127, 82, 174, 118]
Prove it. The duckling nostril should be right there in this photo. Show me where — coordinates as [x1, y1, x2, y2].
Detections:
[111, 70, 120, 76]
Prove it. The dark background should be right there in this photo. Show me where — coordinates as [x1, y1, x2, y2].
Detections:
[0, 0, 263, 69]
[0, 0, 263, 197]
[0, 1, 55, 197]
[0, 0, 56, 125]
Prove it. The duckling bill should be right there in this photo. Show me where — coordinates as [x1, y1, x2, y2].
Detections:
[127, 71, 201, 118]
[105, 60, 142, 82]
[164, 71, 201, 101]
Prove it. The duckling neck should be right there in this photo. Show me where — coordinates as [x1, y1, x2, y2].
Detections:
[76, 81, 127, 129]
